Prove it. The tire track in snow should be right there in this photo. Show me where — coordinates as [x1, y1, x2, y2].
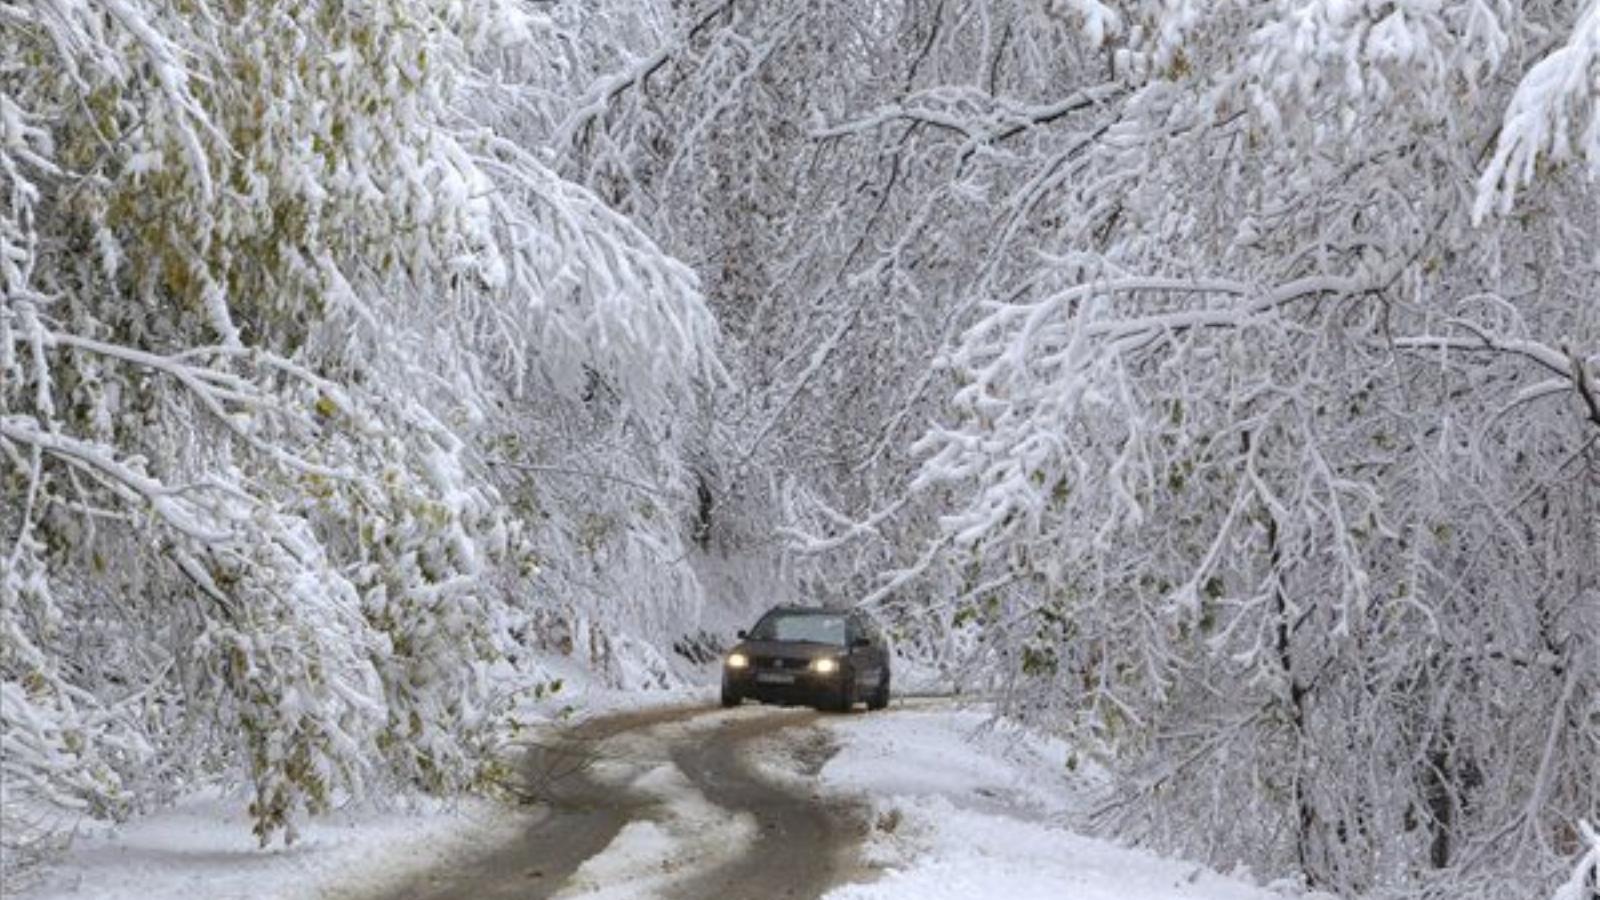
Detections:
[665, 711, 866, 900]
[376, 704, 702, 900]
[372, 704, 867, 900]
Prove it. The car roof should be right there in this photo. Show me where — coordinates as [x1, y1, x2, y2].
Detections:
[763, 605, 854, 616]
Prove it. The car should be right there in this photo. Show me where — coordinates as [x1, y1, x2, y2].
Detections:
[720, 606, 891, 712]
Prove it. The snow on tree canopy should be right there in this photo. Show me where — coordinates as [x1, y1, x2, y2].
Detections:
[536, 0, 1595, 897]
[0, 0, 717, 859]
[4, 0, 1598, 897]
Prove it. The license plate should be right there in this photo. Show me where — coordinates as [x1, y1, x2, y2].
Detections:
[757, 672, 795, 685]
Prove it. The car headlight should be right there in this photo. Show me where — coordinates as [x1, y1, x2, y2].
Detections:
[726, 652, 749, 669]
[812, 658, 839, 675]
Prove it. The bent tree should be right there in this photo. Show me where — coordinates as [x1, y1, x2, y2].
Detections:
[1, 0, 716, 858]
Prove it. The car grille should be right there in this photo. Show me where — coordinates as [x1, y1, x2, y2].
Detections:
[752, 655, 810, 671]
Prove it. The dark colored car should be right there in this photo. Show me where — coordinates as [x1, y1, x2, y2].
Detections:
[720, 606, 891, 712]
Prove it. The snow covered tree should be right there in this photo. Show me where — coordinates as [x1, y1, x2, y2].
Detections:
[13, 0, 1582, 892]
[549, 0, 1599, 894]
[1, 0, 716, 861]
[814, 1, 1600, 895]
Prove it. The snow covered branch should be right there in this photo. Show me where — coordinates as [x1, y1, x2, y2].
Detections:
[1475, 0, 1600, 220]
[1, 0, 719, 860]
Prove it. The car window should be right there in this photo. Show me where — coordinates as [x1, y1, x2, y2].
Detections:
[847, 616, 869, 645]
[750, 612, 848, 646]
[849, 615, 879, 645]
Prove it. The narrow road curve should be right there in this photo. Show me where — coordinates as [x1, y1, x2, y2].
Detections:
[374, 704, 867, 900]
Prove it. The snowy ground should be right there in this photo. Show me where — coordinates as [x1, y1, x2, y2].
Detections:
[7, 668, 712, 900]
[16, 692, 1310, 900]
[7, 789, 517, 900]
[801, 705, 1297, 900]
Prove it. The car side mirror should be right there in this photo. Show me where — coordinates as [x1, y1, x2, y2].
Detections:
[737, 629, 748, 639]
[852, 636, 871, 649]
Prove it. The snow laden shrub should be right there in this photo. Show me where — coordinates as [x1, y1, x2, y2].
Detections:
[0, 0, 716, 862]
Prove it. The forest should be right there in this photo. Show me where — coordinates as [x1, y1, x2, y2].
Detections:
[2, 1, 1597, 897]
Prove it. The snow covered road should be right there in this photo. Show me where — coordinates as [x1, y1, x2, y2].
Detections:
[18, 700, 1293, 900]
[372, 703, 865, 900]
[363, 700, 1285, 900]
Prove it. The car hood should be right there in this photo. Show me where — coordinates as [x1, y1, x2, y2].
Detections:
[733, 640, 846, 661]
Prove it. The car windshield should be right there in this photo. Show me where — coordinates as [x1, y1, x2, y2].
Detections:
[749, 612, 848, 646]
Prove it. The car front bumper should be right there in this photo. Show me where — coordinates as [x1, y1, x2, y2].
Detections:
[723, 668, 843, 705]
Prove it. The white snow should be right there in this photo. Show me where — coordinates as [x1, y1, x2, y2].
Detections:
[8, 788, 520, 900]
[7, 669, 709, 900]
[817, 705, 1093, 817]
[827, 795, 1283, 900]
[801, 703, 1291, 900]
